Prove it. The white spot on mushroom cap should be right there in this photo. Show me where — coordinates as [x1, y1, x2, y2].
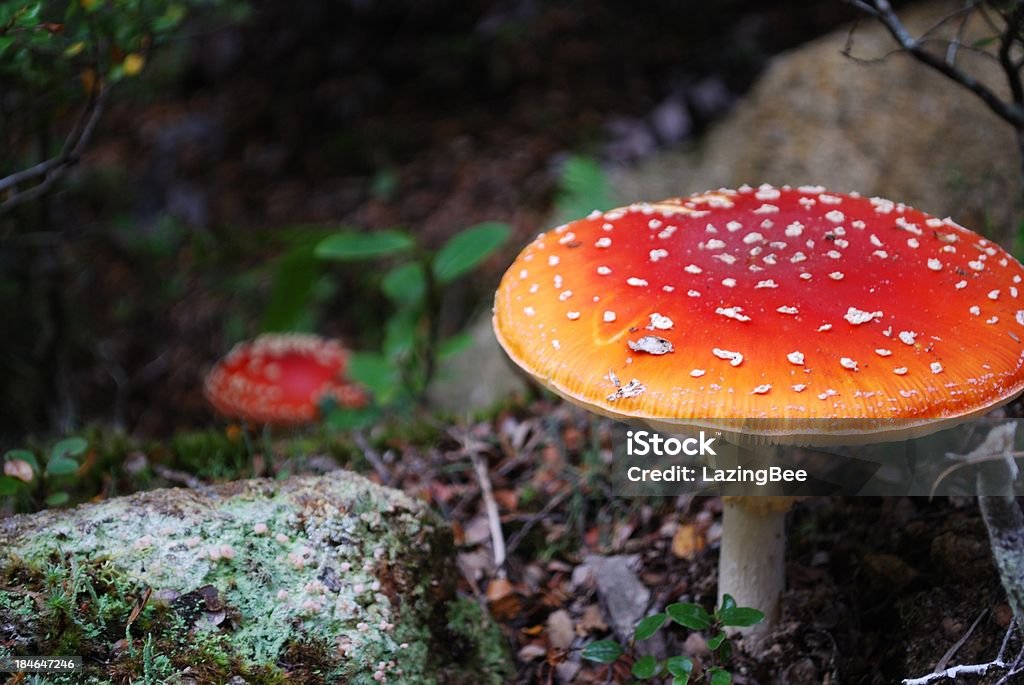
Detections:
[899, 331, 917, 345]
[927, 258, 942, 271]
[607, 379, 646, 402]
[548, 255, 560, 266]
[777, 306, 799, 315]
[628, 336, 674, 355]
[566, 311, 580, 320]
[648, 313, 674, 330]
[840, 357, 858, 370]
[931, 362, 943, 374]
[825, 210, 845, 223]
[722, 278, 737, 288]
[690, 369, 705, 378]
[603, 311, 617, 322]
[845, 307, 883, 325]
[751, 384, 772, 395]
[755, 279, 779, 289]
[787, 351, 805, 365]
[559, 290, 572, 301]
[684, 264, 703, 274]
[875, 348, 892, 357]
[716, 306, 751, 322]
[595, 237, 612, 248]
[705, 239, 726, 250]
[829, 272, 844, 280]
[627, 277, 648, 287]
[597, 266, 612, 275]
[793, 384, 807, 392]
[649, 249, 669, 262]
[970, 306, 981, 316]
[524, 307, 536, 316]
[712, 348, 744, 366]
[989, 289, 1000, 300]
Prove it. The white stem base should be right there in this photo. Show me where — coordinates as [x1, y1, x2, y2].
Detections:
[718, 499, 787, 653]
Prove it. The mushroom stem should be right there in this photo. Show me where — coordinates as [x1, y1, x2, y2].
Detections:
[718, 496, 792, 653]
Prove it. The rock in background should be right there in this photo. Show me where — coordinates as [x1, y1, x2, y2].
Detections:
[612, 1, 1021, 244]
[0, 471, 509, 684]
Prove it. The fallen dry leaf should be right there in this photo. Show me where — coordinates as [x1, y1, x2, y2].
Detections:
[671, 523, 706, 560]
[576, 604, 607, 635]
[546, 609, 575, 650]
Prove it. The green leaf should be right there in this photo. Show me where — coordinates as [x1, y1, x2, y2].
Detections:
[631, 654, 658, 679]
[45, 491, 70, 506]
[4, 449, 39, 474]
[634, 613, 668, 641]
[717, 606, 765, 628]
[438, 331, 474, 360]
[0, 476, 23, 496]
[709, 668, 732, 685]
[381, 262, 426, 305]
[580, 639, 623, 664]
[666, 603, 711, 630]
[718, 594, 737, 612]
[262, 242, 321, 332]
[432, 221, 510, 283]
[666, 655, 693, 676]
[383, 307, 421, 359]
[671, 676, 690, 685]
[315, 230, 414, 261]
[707, 631, 727, 651]
[347, 352, 397, 401]
[46, 457, 79, 477]
[51, 437, 87, 461]
[323, 405, 380, 432]
[555, 155, 611, 223]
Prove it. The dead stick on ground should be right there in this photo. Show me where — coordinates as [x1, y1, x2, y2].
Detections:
[470, 449, 507, 576]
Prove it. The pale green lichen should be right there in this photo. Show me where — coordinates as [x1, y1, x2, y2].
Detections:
[0, 471, 510, 684]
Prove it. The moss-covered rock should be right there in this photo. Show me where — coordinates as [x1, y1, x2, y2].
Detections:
[0, 471, 511, 684]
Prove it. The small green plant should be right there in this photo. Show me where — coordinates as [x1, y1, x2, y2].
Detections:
[580, 594, 764, 684]
[1, 436, 88, 507]
[313, 221, 510, 427]
[553, 155, 613, 225]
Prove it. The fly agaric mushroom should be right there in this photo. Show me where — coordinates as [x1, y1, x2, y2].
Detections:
[493, 184, 1024, 650]
[204, 333, 367, 425]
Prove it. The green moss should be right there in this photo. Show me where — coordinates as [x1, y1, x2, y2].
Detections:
[442, 597, 513, 685]
[1, 472, 513, 683]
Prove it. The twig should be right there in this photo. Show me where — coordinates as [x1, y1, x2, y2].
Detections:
[0, 84, 111, 215]
[843, 0, 1024, 128]
[903, 622, 1024, 684]
[505, 489, 569, 556]
[352, 430, 391, 485]
[469, 447, 507, 576]
[152, 464, 210, 492]
[934, 609, 987, 672]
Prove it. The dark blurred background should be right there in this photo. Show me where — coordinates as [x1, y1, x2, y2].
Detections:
[0, 0, 868, 443]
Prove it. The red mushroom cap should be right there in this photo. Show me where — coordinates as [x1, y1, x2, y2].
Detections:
[204, 333, 367, 425]
[493, 185, 1024, 444]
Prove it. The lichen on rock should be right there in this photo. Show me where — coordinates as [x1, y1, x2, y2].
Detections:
[0, 471, 510, 684]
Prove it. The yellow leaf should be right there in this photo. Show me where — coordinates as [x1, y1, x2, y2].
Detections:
[64, 41, 85, 58]
[671, 523, 706, 560]
[122, 53, 145, 77]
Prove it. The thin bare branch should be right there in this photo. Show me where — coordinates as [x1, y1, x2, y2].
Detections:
[843, 0, 1024, 129]
[0, 84, 110, 215]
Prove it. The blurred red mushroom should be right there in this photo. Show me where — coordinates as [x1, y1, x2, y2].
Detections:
[204, 333, 367, 425]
